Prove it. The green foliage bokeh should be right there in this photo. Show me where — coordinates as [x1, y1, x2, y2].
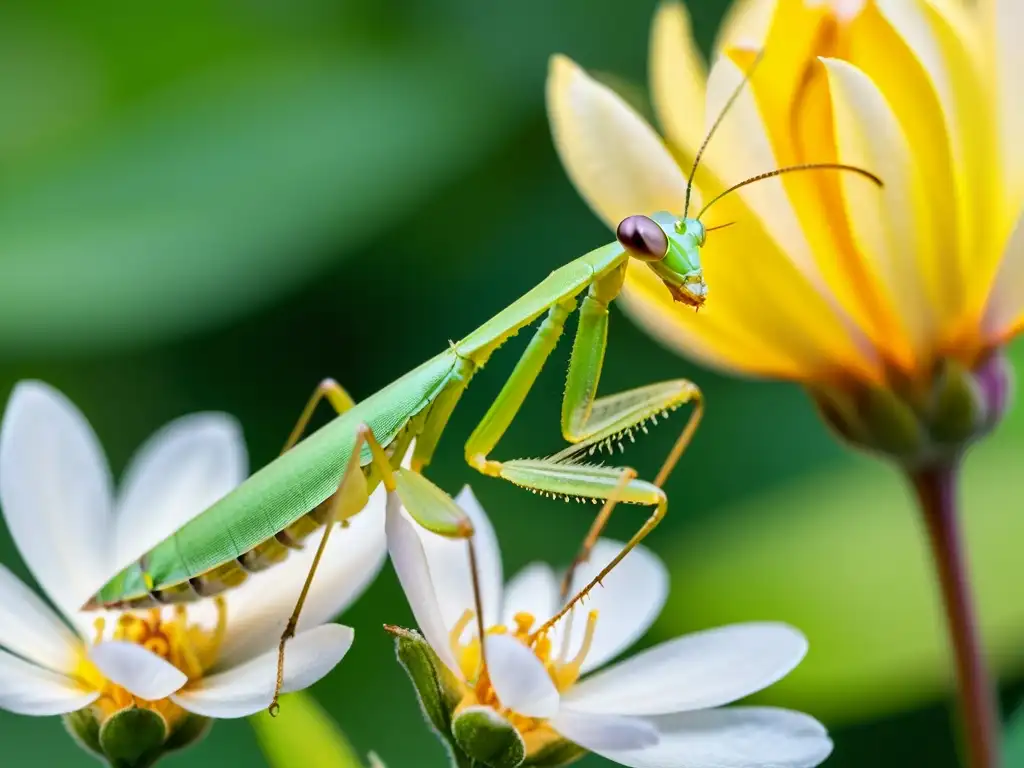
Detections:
[0, 1, 1021, 767]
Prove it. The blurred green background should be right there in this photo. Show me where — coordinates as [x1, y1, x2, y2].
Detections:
[1, 1, 1023, 766]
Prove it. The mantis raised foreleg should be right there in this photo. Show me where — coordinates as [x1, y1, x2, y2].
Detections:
[458, 259, 703, 626]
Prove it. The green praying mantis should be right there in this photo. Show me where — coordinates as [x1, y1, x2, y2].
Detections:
[83, 56, 883, 716]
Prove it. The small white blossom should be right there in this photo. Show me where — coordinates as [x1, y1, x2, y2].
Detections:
[386, 486, 833, 767]
[0, 381, 387, 725]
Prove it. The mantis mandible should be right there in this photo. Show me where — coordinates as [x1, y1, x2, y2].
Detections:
[82, 54, 882, 715]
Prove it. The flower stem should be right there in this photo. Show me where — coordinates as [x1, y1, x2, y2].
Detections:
[910, 464, 1000, 768]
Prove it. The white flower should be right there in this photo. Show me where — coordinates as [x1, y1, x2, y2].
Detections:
[386, 487, 833, 767]
[0, 380, 387, 725]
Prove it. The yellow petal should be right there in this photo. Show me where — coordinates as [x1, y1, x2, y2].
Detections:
[985, 0, 1024, 222]
[715, 0, 776, 51]
[876, 0, 994, 330]
[649, 2, 706, 160]
[546, 54, 691, 229]
[729, 0, 830, 168]
[722, 12, 913, 371]
[618, 265, 806, 379]
[823, 58, 939, 367]
[622, 182, 881, 383]
[845, 2, 961, 339]
[701, 56, 826, 297]
[981, 208, 1024, 343]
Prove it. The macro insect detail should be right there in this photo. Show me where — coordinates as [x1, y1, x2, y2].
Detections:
[601, 51, 883, 313]
[77, 48, 883, 720]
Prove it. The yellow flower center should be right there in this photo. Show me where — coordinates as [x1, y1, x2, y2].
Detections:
[450, 608, 599, 756]
[75, 598, 227, 728]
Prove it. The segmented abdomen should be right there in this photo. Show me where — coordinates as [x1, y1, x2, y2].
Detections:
[107, 495, 338, 610]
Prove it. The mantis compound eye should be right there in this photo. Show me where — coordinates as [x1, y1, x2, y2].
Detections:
[616, 215, 669, 262]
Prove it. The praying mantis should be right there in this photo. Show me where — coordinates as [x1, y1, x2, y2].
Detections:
[82, 57, 883, 716]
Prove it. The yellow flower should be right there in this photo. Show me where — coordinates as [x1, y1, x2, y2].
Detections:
[548, 3, 1023, 764]
[547, 0, 1022, 463]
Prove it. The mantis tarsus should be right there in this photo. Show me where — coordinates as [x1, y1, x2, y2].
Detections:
[83, 55, 883, 716]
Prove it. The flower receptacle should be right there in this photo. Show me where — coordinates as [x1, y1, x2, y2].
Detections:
[810, 352, 1012, 470]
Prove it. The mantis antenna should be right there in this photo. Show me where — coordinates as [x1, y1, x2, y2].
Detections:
[678, 50, 883, 228]
[703, 221, 736, 233]
[695, 162, 884, 221]
[682, 49, 765, 219]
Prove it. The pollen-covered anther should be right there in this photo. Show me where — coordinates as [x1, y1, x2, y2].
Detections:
[551, 610, 599, 691]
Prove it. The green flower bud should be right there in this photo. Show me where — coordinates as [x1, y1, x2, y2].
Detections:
[63, 706, 103, 760]
[98, 707, 167, 768]
[63, 705, 210, 768]
[386, 625, 467, 762]
[451, 706, 525, 768]
[810, 351, 1012, 470]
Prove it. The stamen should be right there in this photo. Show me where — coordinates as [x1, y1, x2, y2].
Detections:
[450, 609, 475, 652]
[552, 610, 599, 691]
[568, 611, 599, 669]
[168, 613, 204, 680]
[199, 597, 228, 669]
[144, 637, 170, 658]
[92, 618, 106, 644]
[512, 612, 535, 637]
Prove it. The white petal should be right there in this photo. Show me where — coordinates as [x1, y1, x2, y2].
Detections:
[0, 381, 114, 616]
[501, 562, 559, 629]
[552, 709, 658, 751]
[0, 564, 81, 673]
[563, 623, 807, 715]
[0, 649, 98, 715]
[216, 482, 387, 668]
[561, 539, 667, 674]
[483, 634, 559, 718]
[114, 413, 247, 571]
[409, 485, 502, 637]
[385, 490, 460, 675]
[595, 707, 833, 768]
[173, 624, 353, 719]
[89, 641, 187, 700]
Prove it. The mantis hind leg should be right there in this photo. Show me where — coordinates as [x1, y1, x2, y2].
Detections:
[281, 378, 357, 454]
[270, 424, 386, 716]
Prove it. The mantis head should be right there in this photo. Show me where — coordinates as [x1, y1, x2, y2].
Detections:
[616, 212, 708, 310]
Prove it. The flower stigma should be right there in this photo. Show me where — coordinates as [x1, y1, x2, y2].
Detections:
[75, 598, 228, 727]
[450, 607, 600, 756]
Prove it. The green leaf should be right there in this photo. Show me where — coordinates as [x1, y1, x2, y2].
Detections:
[251, 691, 364, 768]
